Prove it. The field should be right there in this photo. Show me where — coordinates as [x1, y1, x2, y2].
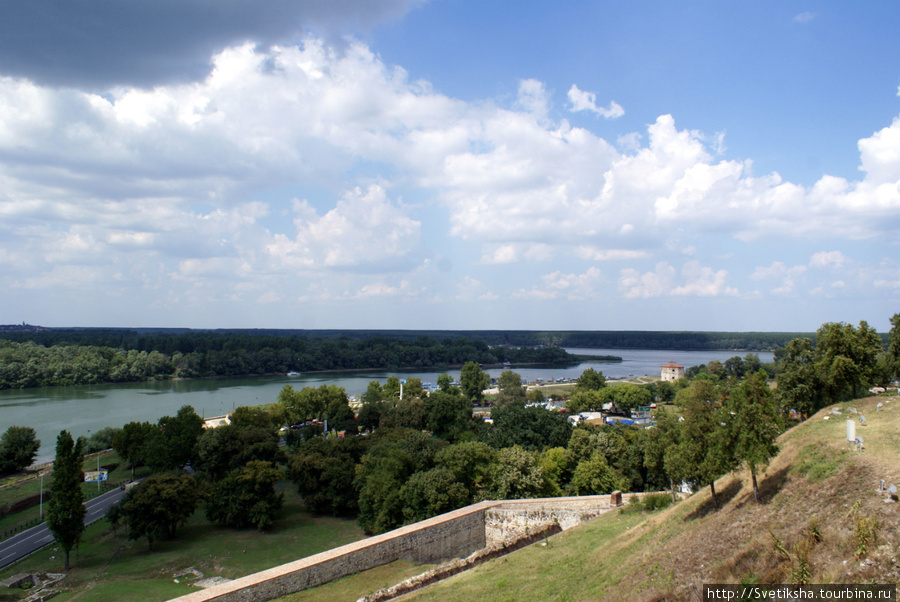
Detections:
[0, 479, 366, 601]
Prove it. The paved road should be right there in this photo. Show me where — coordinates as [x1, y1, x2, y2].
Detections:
[0, 485, 129, 570]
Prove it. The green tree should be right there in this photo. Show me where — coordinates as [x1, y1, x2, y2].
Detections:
[380, 397, 426, 430]
[277, 384, 336, 424]
[206, 461, 284, 531]
[230, 405, 278, 430]
[575, 368, 607, 391]
[399, 467, 469, 524]
[46, 430, 85, 571]
[112, 421, 155, 478]
[887, 312, 900, 379]
[729, 371, 783, 502]
[288, 437, 368, 516]
[434, 441, 496, 501]
[494, 370, 527, 410]
[361, 380, 385, 404]
[566, 390, 602, 413]
[460, 361, 490, 406]
[600, 383, 652, 413]
[355, 444, 415, 534]
[643, 409, 680, 500]
[436, 373, 459, 395]
[568, 451, 626, 496]
[425, 390, 475, 442]
[664, 380, 735, 508]
[144, 405, 204, 471]
[357, 400, 386, 432]
[195, 423, 283, 481]
[482, 446, 549, 500]
[0, 426, 40, 474]
[383, 376, 402, 400]
[119, 473, 201, 550]
[775, 338, 823, 417]
[487, 403, 572, 451]
[815, 321, 882, 404]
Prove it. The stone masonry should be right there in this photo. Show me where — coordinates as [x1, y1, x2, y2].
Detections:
[172, 493, 628, 602]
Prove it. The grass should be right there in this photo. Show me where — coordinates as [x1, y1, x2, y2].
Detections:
[400, 394, 900, 601]
[279, 560, 435, 601]
[399, 509, 652, 602]
[0, 483, 366, 601]
[0, 452, 150, 539]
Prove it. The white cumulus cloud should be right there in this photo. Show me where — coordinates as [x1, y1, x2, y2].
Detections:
[567, 85, 625, 119]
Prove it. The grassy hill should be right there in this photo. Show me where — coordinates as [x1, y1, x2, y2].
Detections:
[396, 394, 900, 601]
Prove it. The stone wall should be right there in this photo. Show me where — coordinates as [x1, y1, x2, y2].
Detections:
[172, 494, 623, 602]
[484, 494, 622, 545]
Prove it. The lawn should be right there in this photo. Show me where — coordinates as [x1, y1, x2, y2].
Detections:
[0, 481, 367, 601]
[0, 451, 150, 539]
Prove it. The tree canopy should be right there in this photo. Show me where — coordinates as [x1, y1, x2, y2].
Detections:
[46, 430, 85, 571]
[0, 426, 40, 474]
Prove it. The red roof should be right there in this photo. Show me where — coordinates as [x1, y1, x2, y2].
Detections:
[661, 362, 683, 368]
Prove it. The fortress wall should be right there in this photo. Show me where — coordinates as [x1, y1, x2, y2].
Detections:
[172, 501, 493, 602]
[172, 494, 626, 602]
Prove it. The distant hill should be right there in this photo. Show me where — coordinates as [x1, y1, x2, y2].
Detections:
[403, 393, 900, 600]
[0, 323, 51, 333]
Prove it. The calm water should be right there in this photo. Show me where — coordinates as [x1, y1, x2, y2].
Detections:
[0, 348, 772, 463]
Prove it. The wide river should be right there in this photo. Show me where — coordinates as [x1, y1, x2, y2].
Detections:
[1, 348, 772, 463]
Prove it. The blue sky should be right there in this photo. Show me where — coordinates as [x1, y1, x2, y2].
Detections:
[0, 1, 897, 332]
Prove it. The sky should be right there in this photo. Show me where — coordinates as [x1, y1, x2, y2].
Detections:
[0, 1, 898, 333]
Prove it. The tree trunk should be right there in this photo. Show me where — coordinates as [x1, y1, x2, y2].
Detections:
[709, 481, 718, 509]
[669, 477, 676, 504]
[64, 550, 70, 572]
[751, 468, 759, 503]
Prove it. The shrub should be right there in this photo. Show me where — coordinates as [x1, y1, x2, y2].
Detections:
[642, 493, 672, 512]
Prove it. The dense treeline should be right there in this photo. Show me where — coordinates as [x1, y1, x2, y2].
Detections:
[553, 330, 816, 351]
[0, 334, 574, 389]
[2, 327, 827, 352]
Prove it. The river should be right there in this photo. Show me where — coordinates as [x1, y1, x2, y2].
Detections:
[0, 348, 773, 463]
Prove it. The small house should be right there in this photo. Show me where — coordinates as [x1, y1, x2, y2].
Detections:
[660, 362, 685, 381]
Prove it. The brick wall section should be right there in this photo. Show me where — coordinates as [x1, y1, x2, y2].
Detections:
[172, 494, 628, 602]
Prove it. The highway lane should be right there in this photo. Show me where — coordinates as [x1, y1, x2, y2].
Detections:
[0, 484, 130, 570]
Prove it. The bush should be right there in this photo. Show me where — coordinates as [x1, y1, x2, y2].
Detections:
[642, 493, 672, 512]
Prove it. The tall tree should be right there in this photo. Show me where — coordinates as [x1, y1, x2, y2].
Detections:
[775, 338, 823, 416]
[399, 467, 469, 524]
[112, 421, 154, 478]
[482, 446, 549, 500]
[494, 369, 526, 410]
[459, 361, 489, 406]
[0, 426, 40, 474]
[887, 312, 900, 380]
[729, 371, 783, 502]
[425, 390, 474, 442]
[575, 368, 607, 391]
[665, 381, 735, 508]
[46, 430, 85, 571]
[144, 405, 204, 471]
[643, 409, 681, 501]
[815, 321, 882, 404]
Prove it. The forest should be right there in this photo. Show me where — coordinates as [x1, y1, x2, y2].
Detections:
[0, 332, 574, 390]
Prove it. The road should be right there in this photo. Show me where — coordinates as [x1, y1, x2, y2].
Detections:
[0, 485, 129, 570]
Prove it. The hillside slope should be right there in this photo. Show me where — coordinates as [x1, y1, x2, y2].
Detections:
[403, 395, 900, 601]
